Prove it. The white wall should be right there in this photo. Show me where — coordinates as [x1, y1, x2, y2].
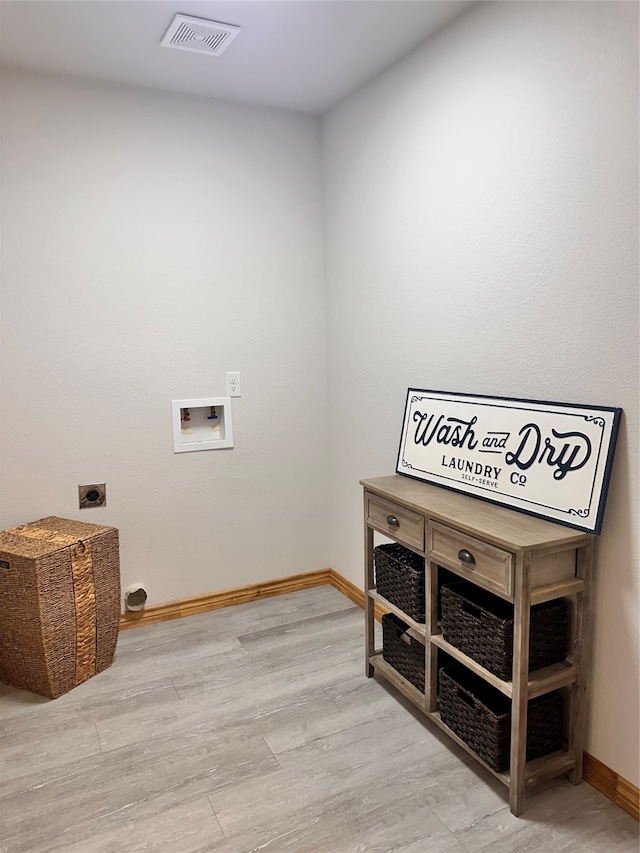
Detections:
[0, 69, 329, 603]
[323, 1, 639, 786]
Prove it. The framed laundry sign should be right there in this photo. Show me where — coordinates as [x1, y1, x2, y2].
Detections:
[396, 389, 621, 534]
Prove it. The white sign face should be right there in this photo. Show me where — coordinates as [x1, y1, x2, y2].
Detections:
[396, 390, 621, 534]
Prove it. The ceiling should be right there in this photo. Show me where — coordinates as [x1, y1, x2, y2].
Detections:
[0, 1, 474, 114]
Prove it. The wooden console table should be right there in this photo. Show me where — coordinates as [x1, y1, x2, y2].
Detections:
[362, 474, 593, 816]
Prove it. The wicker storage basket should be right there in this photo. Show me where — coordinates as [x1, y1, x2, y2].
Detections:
[439, 664, 563, 772]
[375, 544, 425, 622]
[0, 517, 120, 699]
[382, 612, 425, 692]
[441, 581, 569, 680]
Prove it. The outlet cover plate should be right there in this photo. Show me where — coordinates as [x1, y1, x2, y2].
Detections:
[226, 372, 241, 397]
[79, 483, 106, 508]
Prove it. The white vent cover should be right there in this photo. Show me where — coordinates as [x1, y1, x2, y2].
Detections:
[161, 14, 240, 57]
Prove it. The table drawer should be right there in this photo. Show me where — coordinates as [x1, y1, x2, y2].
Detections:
[430, 522, 513, 597]
[366, 493, 424, 551]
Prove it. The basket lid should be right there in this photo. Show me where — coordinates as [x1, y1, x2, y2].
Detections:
[0, 516, 117, 558]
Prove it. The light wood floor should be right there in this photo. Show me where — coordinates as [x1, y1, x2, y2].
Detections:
[0, 586, 638, 853]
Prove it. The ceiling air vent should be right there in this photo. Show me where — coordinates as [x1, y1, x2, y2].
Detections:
[161, 14, 241, 57]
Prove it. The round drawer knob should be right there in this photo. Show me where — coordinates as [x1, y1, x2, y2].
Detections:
[386, 515, 399, 527]
[457, 548, 476, 565]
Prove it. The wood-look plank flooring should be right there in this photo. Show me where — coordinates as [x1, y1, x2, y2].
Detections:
[0, 586, 638, 852]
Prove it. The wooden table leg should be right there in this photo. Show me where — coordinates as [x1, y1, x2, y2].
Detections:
[568, 537, 593, 784]
[364, 523, 375, 677]
[510, 551, 532, 816]
[425, 558, 438, 711]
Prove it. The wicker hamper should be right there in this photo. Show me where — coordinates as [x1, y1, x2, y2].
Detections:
[439, 664, 564, 772]
[382, 612, 425, 692]
[0, 517, 120, 699]
[441, 580, 569, 680]
[375, 544, 425, 622]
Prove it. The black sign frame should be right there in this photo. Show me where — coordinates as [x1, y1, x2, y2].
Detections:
[396, 389, 621, 534]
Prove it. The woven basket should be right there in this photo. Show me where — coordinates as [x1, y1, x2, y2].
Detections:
[375, 544, 425, 622]
[441, 581, 569, 680]
[382, 612, 425, 693]
[0, 517, 120, 699]
[439, 665, 564, 772]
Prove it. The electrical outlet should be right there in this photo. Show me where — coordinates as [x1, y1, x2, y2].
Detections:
[79, 483, 106, 509]
[226, 372, 241, 397]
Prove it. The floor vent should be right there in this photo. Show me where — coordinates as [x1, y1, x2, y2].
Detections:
[161, 14, 240, 57]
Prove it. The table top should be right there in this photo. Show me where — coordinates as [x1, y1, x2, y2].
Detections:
[361, 475, 591, 552]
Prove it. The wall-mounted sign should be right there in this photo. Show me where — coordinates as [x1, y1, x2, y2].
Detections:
[396, 389, 621, 534]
